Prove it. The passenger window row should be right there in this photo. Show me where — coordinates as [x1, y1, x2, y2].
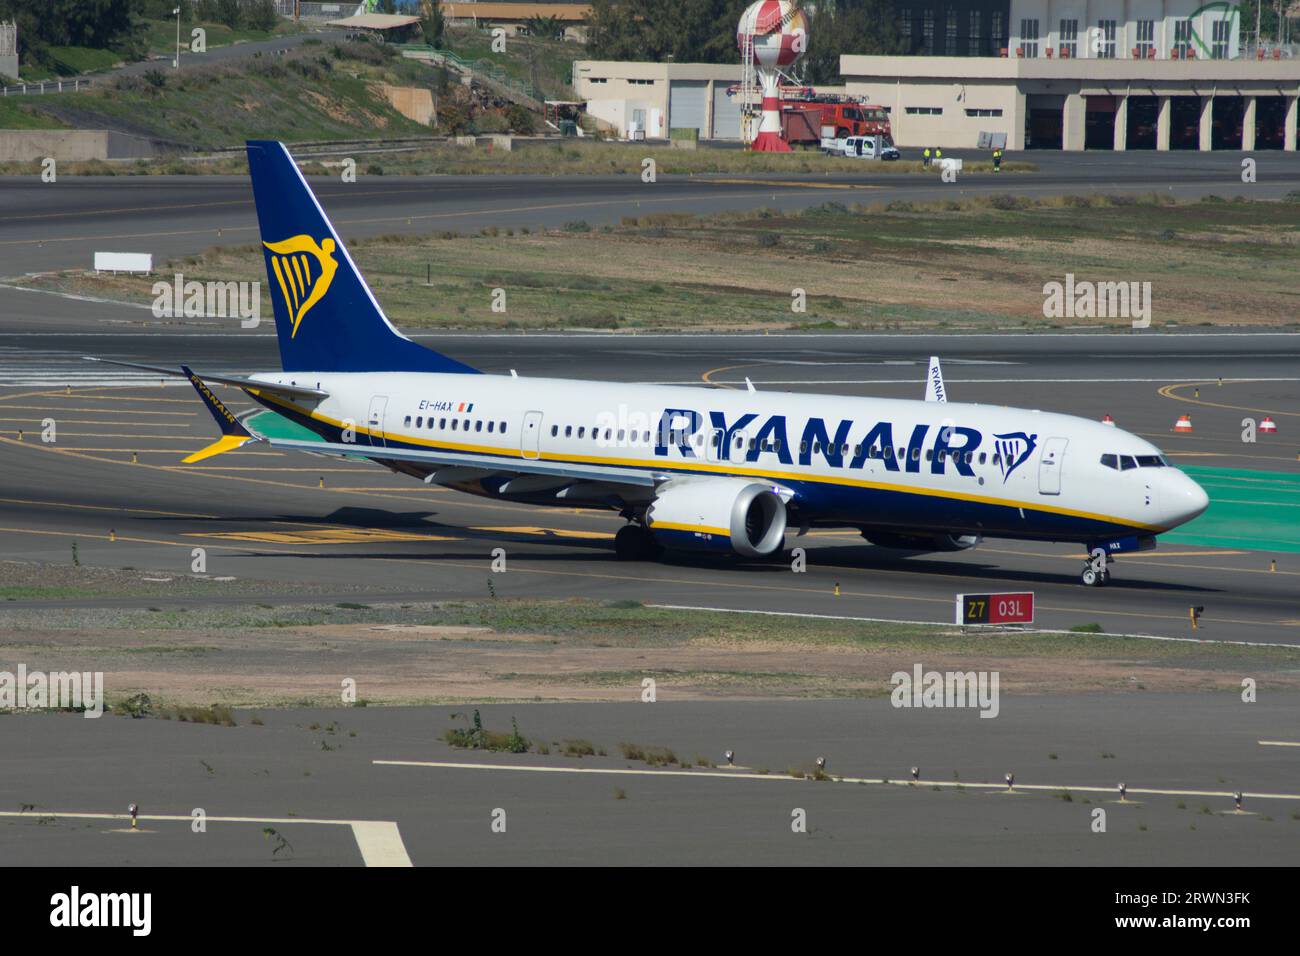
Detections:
[551, 424, 654, 444]
[403, 414, 507, 435]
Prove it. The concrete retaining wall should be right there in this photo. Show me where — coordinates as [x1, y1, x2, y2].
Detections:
[0, 129, 168, 161]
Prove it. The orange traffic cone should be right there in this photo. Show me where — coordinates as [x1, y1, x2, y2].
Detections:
[1260, 416, 1277, 434]
[1173, 415, 1193, 433]
[1101, 414, 1115, 426]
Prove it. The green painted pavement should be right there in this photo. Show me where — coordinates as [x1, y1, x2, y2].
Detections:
[244, 409, 322, 442]
[1165, 466, 1300, 553]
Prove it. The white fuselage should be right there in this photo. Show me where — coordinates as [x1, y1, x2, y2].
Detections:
[251, 370, 1209, 545]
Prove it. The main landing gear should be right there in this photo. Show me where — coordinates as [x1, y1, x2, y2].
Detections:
[614, 522, 662, 561]
[1081, 546, 1112, 587]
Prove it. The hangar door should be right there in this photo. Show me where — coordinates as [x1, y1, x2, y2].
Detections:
[711, 83, 742, 139]
[669, 80, 709, 136]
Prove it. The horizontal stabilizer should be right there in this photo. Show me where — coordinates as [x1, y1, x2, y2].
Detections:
[82, 357, 328, 400]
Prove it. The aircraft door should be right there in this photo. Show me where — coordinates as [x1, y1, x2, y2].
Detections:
[521, 410, 543, 460]
[366, 395, 388, 448]
[1038, 436, 1068, 495]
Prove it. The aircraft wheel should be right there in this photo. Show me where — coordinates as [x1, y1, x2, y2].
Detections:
[614, 524, 660, 561]
[1081, 567, 1100, 587]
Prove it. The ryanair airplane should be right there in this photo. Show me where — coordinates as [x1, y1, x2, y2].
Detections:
[93, 140, 1208, 587]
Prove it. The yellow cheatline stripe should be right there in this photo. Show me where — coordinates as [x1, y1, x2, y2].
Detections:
[650, 521, 729, 536]
[258, 392, 1165, 534]
[373, 760, 1300, 802]
[1159, 381, 1299, 418]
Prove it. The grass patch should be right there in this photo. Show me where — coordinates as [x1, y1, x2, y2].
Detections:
[24, 193, 1295, 332]
[443, 709, 529, 753]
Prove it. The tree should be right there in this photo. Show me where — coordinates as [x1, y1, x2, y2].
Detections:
[420, 8, 444, 46]
[585, 0, 903, 78]
[587, 0, 753, 64]
[524, 14, 565, 41]
[801, 1, 904, 85]
[244, 0, 279, 32]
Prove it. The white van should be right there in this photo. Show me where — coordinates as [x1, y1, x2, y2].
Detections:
[840, 135, 900, 160]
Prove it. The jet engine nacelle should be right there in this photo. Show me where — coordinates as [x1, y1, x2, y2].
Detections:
[863, 531, 982, 552]
[646, 478, 788, 557]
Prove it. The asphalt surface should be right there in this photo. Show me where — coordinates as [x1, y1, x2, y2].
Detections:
[1, 153, 1298, 866]
[0, 315, 1297, 643]
[3, 151, 1299, 275]
[1, 696, 1297, 865]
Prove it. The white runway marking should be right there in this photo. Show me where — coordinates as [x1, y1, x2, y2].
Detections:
[0, 811, 413, 866]
[1258, 740, 1300, 747]
[375, 760, 1300, 802]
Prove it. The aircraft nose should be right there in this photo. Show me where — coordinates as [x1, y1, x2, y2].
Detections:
[1164, 471, 1209, 527]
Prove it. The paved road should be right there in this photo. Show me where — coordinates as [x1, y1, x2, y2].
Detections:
[3, 151, 1298, 275]
[1, 695, 1296, 865]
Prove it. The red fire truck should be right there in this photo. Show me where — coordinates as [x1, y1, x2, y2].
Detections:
[780, 95, 892, 146]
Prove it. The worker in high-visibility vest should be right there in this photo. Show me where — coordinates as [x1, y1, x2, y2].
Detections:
[992, 147, 1003, 172]
[922, 147, 931, 168]
[934, 147, 943, 161]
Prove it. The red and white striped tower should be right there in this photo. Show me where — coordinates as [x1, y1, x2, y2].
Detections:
[737, 1, 808, 152]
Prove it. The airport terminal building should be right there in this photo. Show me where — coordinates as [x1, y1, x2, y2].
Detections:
[844, 0, 1300, 150]
[576, 0, 1299, 150]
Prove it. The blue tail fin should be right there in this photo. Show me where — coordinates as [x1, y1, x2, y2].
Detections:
[245, 140, 478, 375]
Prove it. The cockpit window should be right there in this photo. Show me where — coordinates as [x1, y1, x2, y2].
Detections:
[1104, 452, 1168, 470]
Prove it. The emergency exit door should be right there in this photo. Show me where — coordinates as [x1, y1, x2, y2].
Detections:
[366, 395, 387, 448]
[1038, 437, 1068, 495]
[521, 410, 543, 460]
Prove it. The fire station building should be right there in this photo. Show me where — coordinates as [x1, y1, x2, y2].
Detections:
[842, 0, 1300, 150]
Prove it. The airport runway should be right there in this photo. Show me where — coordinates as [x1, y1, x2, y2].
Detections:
[3, 151, 1299, 275]
[0, 312, 1297, 643]
[1, 695, 1298, 865]
[2, 154, 1298, 867]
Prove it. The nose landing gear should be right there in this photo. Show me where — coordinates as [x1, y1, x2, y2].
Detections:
[1081, 546, 1111, 586]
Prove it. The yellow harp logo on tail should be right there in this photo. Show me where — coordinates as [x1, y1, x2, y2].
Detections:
[263, 235, 339, 338]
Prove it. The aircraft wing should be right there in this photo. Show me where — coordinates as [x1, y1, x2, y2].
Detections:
[265, 437, 657, 488]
